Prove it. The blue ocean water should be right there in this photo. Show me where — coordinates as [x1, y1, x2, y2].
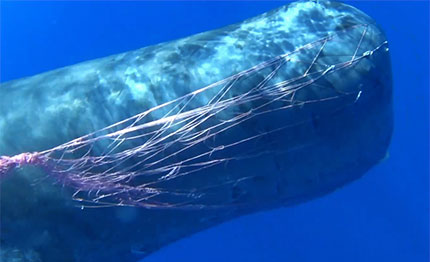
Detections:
[1, 1, 428, 262]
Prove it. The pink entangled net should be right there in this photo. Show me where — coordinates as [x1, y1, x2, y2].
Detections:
[0, 24, 387, 209]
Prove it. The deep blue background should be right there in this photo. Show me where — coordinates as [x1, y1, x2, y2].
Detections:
[1, 1, 429, 262]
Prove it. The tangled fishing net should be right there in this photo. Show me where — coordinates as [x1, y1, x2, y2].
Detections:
[0, 24, 387, 209]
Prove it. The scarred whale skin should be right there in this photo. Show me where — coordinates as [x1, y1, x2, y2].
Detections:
[0, 1, 392, 261]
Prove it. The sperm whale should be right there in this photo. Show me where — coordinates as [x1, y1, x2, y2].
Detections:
[0, 1, 392, 261]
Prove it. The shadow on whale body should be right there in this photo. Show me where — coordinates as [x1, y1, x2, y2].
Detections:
[0, 1, 392, 261]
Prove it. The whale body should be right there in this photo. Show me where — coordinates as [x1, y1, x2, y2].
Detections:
[0, 1, 392, 261]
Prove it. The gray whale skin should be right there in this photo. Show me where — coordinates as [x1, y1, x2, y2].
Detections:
[0, 1, 392, 261]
